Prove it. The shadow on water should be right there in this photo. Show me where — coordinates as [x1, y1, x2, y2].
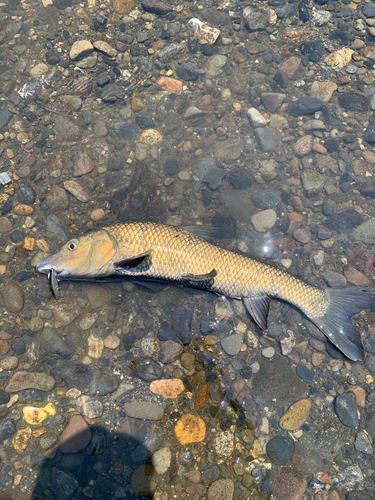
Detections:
[0, 424, 154, 500]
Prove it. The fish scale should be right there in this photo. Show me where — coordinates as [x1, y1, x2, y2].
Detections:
[36, 221, 375, 361]
[108, 222, 327, 318]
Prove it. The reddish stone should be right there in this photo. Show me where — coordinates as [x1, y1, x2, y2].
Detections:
[279, 56, 301, 76]
[338, 76, 350, 85]
[350, 250, 373, 275]
[59, 415, 91, 453]
[344, 265, 370, 287]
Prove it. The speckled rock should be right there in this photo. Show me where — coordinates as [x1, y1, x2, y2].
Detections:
[5, 371, 55, 393]
[335, 392, 358, 427]
[279, 399, 312, 431]
[207, 478, 234, 500]
[271, 469, 307, 500]
[1, 282, 24, 313]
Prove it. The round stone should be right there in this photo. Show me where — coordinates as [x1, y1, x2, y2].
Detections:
[174, 413, 206, 445]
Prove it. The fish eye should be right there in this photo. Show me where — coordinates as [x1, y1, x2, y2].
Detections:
[67, 239, 78, 251]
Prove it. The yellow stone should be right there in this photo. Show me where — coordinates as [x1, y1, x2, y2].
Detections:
[36, 239, 49, 252]
[139, 129, 163, 145]
[279, 399, 311, 431]
[87, 334, 104, 358]
[150, 379, 185, 399]
[14, 204, 34, 216]
[325, 48, 354, 69]
[113, 0, 136, 15]
[174, 413, 206, 445]
[13, 427, 31, 453]
[32, 426, 48, 438]
[23, 402, 56, 425]
[23, 237, 35, 251]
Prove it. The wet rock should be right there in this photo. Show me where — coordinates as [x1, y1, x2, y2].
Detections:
[55, 115, 82, 141]
[1, 282, 24, 313]
[113, 0, 136, 15]
[252, 190, 281, 209]
[135, 115, 155, 129]
[159, 44, 184, 63]
[245, 11, 267, 31]
[296, 364, 314, 382]
[204, 54, 227, 78]
[293, 228, 311, 244]
[39, 327, 73, 358]
[175, 413, 206, 445]
[0, 109, 13, 130]
[0, 419, 16, 443]
[17, 185, 36, 204]
[335, 392, 358, 427]
[131, 358, 163, 382]
[181, 352, 195, 370]
[251, 356, 308, 406]
[64, 180, 90, 202]
[158, 340, 183, 363]
[294, 135, 313, 156]
[298, 2, 309, 22]
[254, 127, 283, 152]
[280, 399, 311, 431]
[287, 97, 325, 116]
[251, 209, 277, 232]
[207, 479, 234, 500]
[351, 251, 373, 274]
[221, 333, 243, 356]
[150, 379, 185, 399]
[45, 186, 69, 210]
[355, 431, 373, 455]
[338, 91, 370, 112]
[365, 354, 375, 374]
[271, 469, 307, 500]
[93, 40, 117, 57]
[152, 447, 171, 474]
[228, 71, 247, 95]
[343, 265, 370, 287]
[88, 371, 119, 396]
[326, 210, 362, 233]
[70, 40, 93, 60]
[353, 218, 375, 244]
[75, 395, 103, 419]
[309, 81, 337, 103]
[267, 436, 295, 465]
[0, 217, 12, 233]
[141, 0, 173, 15]
[52, 363, 93, 390]
[363, 124, 375, 145]
[322, 200, 336, 216]
[176, 62, 199, 81]
[59, 414, 91, 453]
[261, 93, 286, 113]
[124, 401, 164, 420]
[229, 167, 254, 190]
[72, 153, 95, 177]
[247, 107, 268, 128]
[44, 214, 67, 241]
[114, 122, 137, 140]
[5, 371, 55, 393]
[203, 168, 226, 190]
[102, 84, 124, 102]
[363, 4, 375, 17]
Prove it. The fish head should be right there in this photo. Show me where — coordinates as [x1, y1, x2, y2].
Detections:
[36, 229, 118, 279]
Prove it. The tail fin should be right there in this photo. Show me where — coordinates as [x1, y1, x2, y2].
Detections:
[310, 287, 375, 362]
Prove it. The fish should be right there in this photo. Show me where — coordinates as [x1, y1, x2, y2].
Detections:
[36, 221, 375, 362]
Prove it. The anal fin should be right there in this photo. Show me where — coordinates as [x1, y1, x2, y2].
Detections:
[243, 295, 270, 331]
[180, 269, 217, 282]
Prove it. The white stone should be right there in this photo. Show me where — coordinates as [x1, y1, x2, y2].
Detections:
[152, 447, 171, 474]
[247, 107, 268, 128]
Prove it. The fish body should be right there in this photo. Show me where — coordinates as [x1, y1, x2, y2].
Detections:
[36, 221, 375, 361]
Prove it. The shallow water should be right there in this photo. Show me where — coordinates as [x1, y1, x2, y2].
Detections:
[0, 0, 375, 498]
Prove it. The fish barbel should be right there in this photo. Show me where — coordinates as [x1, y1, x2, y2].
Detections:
[36, 221, 375, 361]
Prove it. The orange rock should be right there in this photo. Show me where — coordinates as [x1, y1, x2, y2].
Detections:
[195, 383, 209, 410]
[156, 76, 183, 94]
[13, 427, 31, 453]
[346, 386, 366, 407]
[14, 204, 34, 216]
[313, 143, 328, 154]
[23, 237, 35, 251]
[174, 413, 206, 445]
[90, 208, 105, 221]
[150, 379, 185, 399]
[191, 370, 205, 388]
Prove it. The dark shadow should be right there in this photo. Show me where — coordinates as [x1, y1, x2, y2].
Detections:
[0, 423, 154, 500]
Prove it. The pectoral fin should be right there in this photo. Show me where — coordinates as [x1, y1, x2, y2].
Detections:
[114, 250, 152, 269]
[180, 269, 217, 282]
[243, 295, 270, 331]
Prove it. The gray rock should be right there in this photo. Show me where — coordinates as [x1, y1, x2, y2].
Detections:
[323, 271, 347, 288]
[365, 354, 375, 374]
[201, 465, 220, 485]
[51, 468, 78, 500]
[353, 218, 375, 244]
[75, 395, 103, 419]
[254, 127, 283, 152]
[158, 44, 184, 62]
[102, 84, 124, 102]
[335, 392, 358, 427]
[114, 122, 137, 140]
[365, 412, 375, 439]
[87, 371, 119, 396]
[45, 214, 67, 241]
[176, 62, 199, 81]
[221, 333, 243, 356]
[363, 3, 375, 17]
[195, 158, 217, 179]
[215, 138, 242, 163]
[252, 190, 281, 209]
[5, 371, 55, 393]
[1, 282, 24, 313]
[266, 436, 295, 465]
[251, 355, 308, 406]
[207, 479, 234, 500]
[204, 54, 227, 78]
[203, 168, 226, 190]
[326, 210, 362, 233]
[354, 431, 373, 455]
[261, 93, 286, 113]
[0, 419, 16, 443]
[0, 109, 13, 130]
[158, 340, 183, 363]
[287, 97, 325, 116]
[54, 115, 82, 141]
[45, 186, 69, 211]
[52, 363, 93, 390]
[38, 328, 73, 358]
[124, 401, 164, 420]
[301, 170, 325, 192]
[338, 91, 370, 113]
[228, 71, 247, 95]
[245, 11, 267, 31]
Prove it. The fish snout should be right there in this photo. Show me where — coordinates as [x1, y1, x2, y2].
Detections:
[36, 256, 62, 276]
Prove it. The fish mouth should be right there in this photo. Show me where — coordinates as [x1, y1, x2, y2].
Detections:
[36, 257, 66, 277]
